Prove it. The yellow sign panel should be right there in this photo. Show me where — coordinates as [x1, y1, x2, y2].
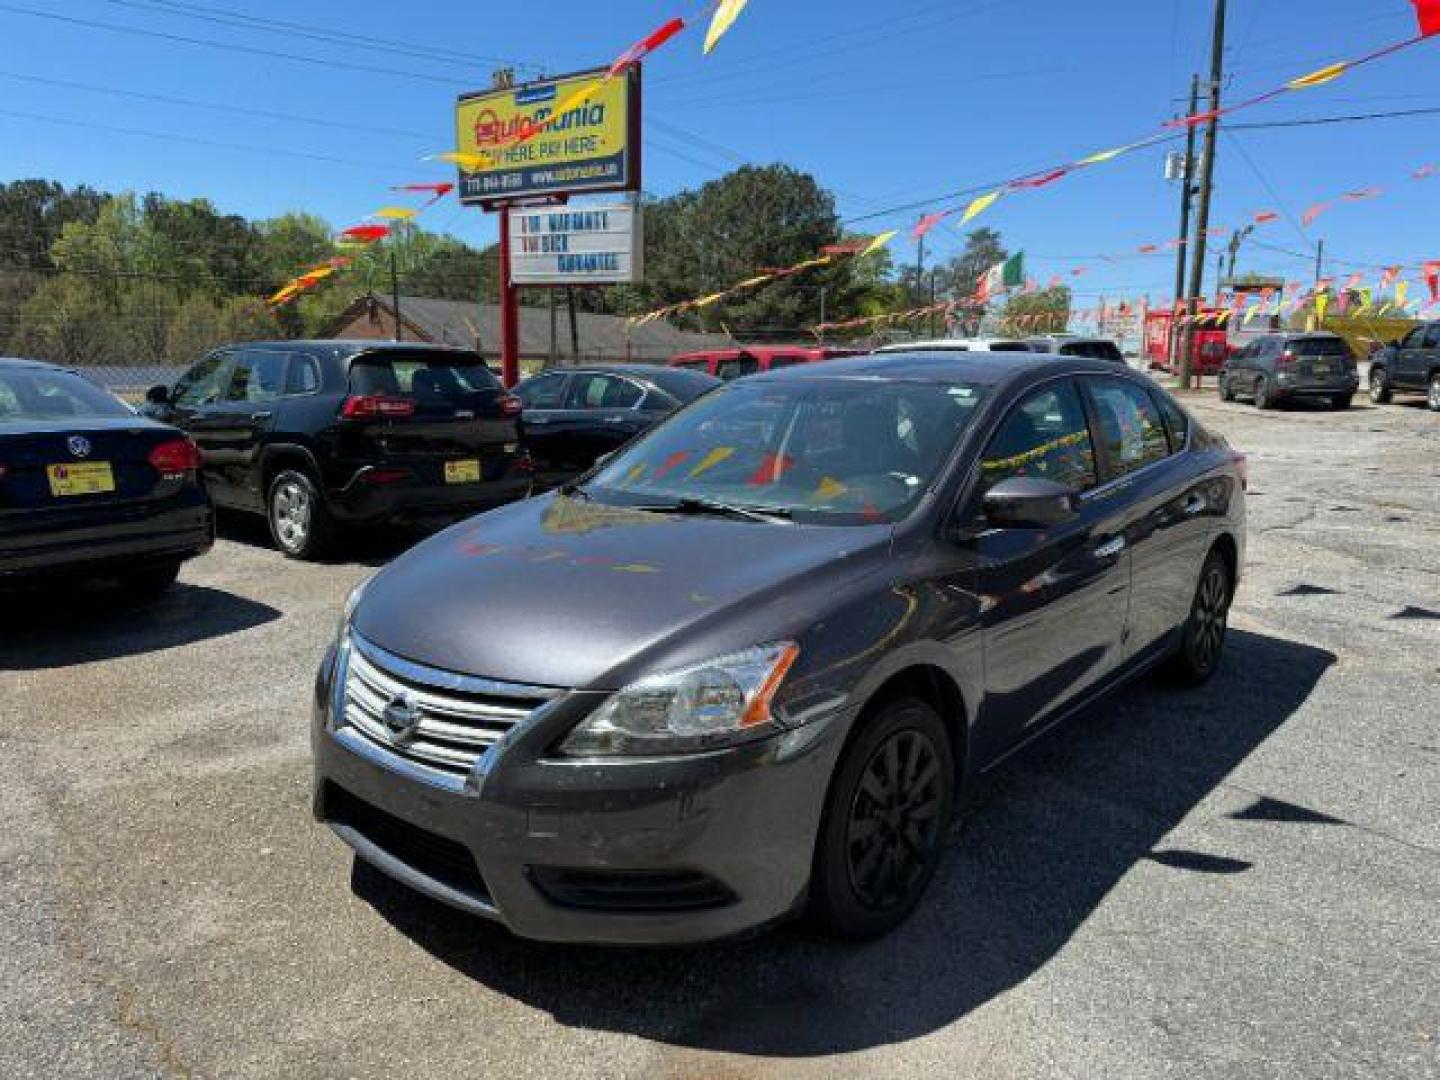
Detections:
[454, 68, 637, 204]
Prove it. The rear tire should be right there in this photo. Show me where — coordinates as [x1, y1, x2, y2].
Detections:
[1428, 374, 1440, 413]
[267, 469, 333, 561]
[1331, 393, 1352, 410]
[1369, 367, 1392, 404]
[1254, 376, 1274, 410]
[810, 697, 954, 940]
[1166, 548, 1233, 687]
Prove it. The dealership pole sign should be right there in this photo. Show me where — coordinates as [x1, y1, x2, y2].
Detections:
[454, 67, 641, 207]
[508, 205, 643, 286]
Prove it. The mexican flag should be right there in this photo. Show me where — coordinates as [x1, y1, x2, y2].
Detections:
[977, 253, 1025, 301]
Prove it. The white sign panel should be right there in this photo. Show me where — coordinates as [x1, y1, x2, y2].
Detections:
[508, 204, 642, 285]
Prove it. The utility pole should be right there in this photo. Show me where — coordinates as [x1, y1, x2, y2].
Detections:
[548, 290, 558, 367]
[1171, 73, 1200, 366]
[389, 246, 403, 342]
[1313, 238, 1325, 287]
[1179, 0, 1226, 390]
[565, 285, 580, 363]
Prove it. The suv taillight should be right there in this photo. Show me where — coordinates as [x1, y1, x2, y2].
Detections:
[341, 394, 416, 419]
[498, 394, 523, 417]
[1275, 351, 1297, 370]
[148, 437, 202, 474]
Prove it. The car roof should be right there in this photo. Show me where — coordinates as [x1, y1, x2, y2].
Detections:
[524, 363, 719, 385]
[754, 349, 1130, 389]
[0, 356, 65, 371]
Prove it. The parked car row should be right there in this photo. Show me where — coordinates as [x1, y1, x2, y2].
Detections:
[1217, 332, 1360, 410]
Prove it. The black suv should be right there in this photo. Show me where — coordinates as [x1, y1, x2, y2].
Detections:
[1218, 332, 1358, 410]
[145, 342, 529, 558]
[1368, 322, 1440, 411]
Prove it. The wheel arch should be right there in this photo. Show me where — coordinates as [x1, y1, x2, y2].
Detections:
[1209, 532, 1240, 599]
[260, 442, 324, 494]
[850, 661, 970, 796]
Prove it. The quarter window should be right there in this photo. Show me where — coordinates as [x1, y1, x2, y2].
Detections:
[286, 355, 321, 395]
[565, 374, 642, 409]
[1084, 378, 1171, 479]
[1402, 327, 1429, 349]
[980, 381, 1098, 493]
[1149, 389, 1191, 452]
[1424, 325, 1440, 349]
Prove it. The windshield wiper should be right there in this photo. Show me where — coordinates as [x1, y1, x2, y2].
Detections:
[635, 497, 794, 524]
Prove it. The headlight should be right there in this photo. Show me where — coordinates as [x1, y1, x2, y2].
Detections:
[559, 642, 800, 756]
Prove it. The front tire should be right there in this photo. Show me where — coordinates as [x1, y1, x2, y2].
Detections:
[1428, 374, 1440, 412]
[1218, 373, 1236, 402]
[1369, 367, 1392, 404]
[1331, 393, 1352, 410]
[1254, 376, 1274, 410]
[1167, 549, 1233, 686]
[810, 697, 954, 940]
[267, 469, 332, 560]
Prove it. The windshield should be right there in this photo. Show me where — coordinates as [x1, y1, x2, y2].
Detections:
[0, 367, 132, 422]
[583, 377, 986, 524]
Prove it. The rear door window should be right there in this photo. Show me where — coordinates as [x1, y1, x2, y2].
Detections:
[226, 350, 289, 403]
[1083, 378, 1172, 479]
[980, 380, 1098, 493]
[1424, 325, 1440, 349]
[1402, 327, 1429, 349]
[565, 373, 643, 409]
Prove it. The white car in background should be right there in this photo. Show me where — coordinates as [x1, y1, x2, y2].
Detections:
[873, 337, 1034, 354]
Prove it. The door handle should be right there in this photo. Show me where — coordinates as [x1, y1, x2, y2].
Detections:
[250, 410, 273, 420]
[604, 415, 627, 424]
[1093, 535, 1127, 559]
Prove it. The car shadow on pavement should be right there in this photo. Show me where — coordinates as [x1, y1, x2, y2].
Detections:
[352, 628, 1334, 1057]
[0, 582, 280, 670]
[215, 509, 431, 568]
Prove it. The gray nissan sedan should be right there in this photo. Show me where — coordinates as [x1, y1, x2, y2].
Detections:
[312, 351, 1246, 944]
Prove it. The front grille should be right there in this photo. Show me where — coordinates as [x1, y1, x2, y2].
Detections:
[342, 634, 558, 777]
[324, 783, 489, 900]
[528, 867, 737, 913]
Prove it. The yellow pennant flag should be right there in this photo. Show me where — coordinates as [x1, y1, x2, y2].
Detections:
[1078, 147, 1125, 165]
[858, 230, 898, 258]
[704, 0, 751, 55]
[430, 150, 492, 171]
[1395, 281, 1409, 308]
[268, 283, 301, 305]
[693, 292, 729, 308]
[1288, 62, 1348, 90]
[735, 275, 775, 289]
[960, 190, 1001, 225]
[373, 207, 418, 221]
[297, 265, 335, 285]
[791, 255, 833, 272]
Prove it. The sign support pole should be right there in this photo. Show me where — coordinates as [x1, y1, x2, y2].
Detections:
[498, 205, 520, 388]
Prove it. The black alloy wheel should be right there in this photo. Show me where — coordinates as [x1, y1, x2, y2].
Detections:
[1369, 367, 1392, 404]
[811, 698, 954, 939]
[1168, 549, 1232, 686]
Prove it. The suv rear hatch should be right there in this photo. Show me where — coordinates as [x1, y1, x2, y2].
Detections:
[341, 350, 522, 485]
[1286, 337, 1354, 377]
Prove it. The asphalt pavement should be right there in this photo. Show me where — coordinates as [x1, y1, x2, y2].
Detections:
[2, 391, 1437, 1079]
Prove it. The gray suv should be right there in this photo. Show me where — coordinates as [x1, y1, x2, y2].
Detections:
[1218, 332, 1358, 410]
[1368, 322, 1440, 411]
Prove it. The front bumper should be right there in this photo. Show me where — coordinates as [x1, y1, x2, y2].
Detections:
[310, 642, 851, 945]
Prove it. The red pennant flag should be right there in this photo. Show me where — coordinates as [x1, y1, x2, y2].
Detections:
[1424, 260, 1440, 301]
[340, 225, 390, 243]
[1206, 226, 1228, 238]
[1344, 187, 1383, 201]
[1071, 267, 1089, 277]
[390, 183, 454, 195]
[1010, 169, 1068, 189]
[1046, 274, 1063, 289]
[1381, 265, 1402, 287]
[609, 17, 686, 77]
[1165, 109, 1221, 129]
[1253, 210, 1280, 224]
[911, 211, 950, 240]
[1414, 0, 1440, 36]
[1137, 244, 1159, 254]
[1414, 163, 1439, 179]
[1343, 271, 1363, 290]
[1301, 202, 1331, 227]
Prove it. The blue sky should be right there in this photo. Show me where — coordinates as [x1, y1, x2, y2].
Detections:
[2, 0, 1437, 304]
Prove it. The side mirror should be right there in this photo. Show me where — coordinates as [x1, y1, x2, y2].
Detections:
[145, 384, 171, 405]
[982, 477, 1079, 529]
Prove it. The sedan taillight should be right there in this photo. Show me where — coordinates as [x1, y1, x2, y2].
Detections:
[341, 394, 417, 419]
[148, 437, 202, 474]
[498, 394, 523, 417]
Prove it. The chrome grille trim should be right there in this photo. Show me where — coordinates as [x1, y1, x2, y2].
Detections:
[341, 632, 560, 777]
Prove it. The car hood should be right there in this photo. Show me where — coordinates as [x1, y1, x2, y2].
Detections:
[353, 492, 893, 690]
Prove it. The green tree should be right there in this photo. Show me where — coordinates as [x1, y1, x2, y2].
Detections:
[10, 276, 117, 366]
[1001, 286, 1072, 335]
